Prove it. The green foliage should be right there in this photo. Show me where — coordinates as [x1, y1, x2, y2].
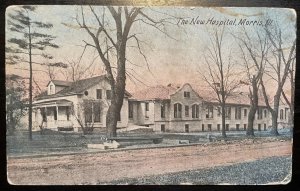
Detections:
[6, 5, 59, 65]
[6, 75, 28, 135]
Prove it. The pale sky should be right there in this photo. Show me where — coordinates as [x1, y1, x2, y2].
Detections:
[5, 6, 296, 94]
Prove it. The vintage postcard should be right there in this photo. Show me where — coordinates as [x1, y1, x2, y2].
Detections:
[6, 5, 295, 185]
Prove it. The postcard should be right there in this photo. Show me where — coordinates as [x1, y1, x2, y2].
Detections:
[6, 5, 295, 185]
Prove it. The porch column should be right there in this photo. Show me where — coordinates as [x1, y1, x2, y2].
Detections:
[45, 107, 47, 122]
[56, 105, 59, 121]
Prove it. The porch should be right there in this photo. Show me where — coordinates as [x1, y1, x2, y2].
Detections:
[33, 99, 74, 131]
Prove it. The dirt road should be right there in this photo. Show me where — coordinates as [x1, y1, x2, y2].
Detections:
[7, 139, 292, 185]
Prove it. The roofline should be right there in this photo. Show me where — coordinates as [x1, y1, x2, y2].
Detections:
[169, 83, 203, 100]
[128, 98, 170, 102]
[35, 92, 81, 101]
[203, 100, 268, 107]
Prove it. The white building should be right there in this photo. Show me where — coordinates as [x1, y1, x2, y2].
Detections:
[32, 76, 290, 133]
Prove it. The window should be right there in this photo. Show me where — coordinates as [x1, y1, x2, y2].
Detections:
[217, 107, 221, 117]
[280, 109, 284, 120]
[244, 124, 247, 130]
[264, 124, 267, 131]
[258, 124, 261, 131]
[161, 103, 165, 118]
[285, 108, 289, 120]
[129, 102, 133, 119]
[208, 124, 212, 131]
[145, 103, 149, 111]
[235, 107, 241, 120]
[225, 106, 231, 119]
[49, 85, 54, 94]
[264, 109, 267, 118]
[184, 91, 190, 98]
[217, 124, 220, 131]
[174, 103, 182, 118]
[185, 105, 189, 117]
[106, 90, 112, 99]
[257, 108, 262, 120]
[84, 101, 101, 123]
[117, 112, 121, 121]
[84, 91, 89, 96]
[236, 124, 240, 131]
[202, 124, 205, 131]
[145, 103, 149, 118]
[244, 109, 247, 117]
[66, 106, 70, 121]
[185, 124, 189, 133]
[192, 104, 199, 118]
[96, 89, 102, 99]
[84, 101, 93, 123]
[161, 124, 165, 132]
[226, 124, 229, 131]
[206, 105, 213, 119]
[93, 102, 101, 122]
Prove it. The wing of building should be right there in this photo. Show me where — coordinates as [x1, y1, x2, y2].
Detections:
[32, 75, 131, 132]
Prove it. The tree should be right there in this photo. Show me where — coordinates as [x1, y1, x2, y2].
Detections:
[200, 27, 241, 138]
[282, 57, 295, 131]
[233, 28, 270, 136]
[6, 6, 60, 140]
[71, 99, 104, 135]
[76, 6, 174, 137]
[260, 23, 296, 136]
[60, 59, 98, 82]
[6, 74, 28, 135]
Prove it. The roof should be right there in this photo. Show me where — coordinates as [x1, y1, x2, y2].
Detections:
[192, 85, 267, 107]
[131, 85, 177, 101]
[47, 80, 72, 87]
[33, 99, 73, 107]
[37, 75, 131, 100]
[57, 75, 107, 95]
[130, 83, 267, 107]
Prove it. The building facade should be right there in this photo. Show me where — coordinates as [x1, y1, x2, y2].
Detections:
[33, 77, 290, 133]
[32, 75, 130, 132]
[129, 83, 290, 133]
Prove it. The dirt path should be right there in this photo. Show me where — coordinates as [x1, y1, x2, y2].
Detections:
[7, 140, 292, 185]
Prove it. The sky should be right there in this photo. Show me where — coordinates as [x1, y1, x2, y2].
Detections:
[5, 6, 296, 94]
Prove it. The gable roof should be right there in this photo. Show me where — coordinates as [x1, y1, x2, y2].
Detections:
[47, 80, 72, 87]
[130, 85, 177, 101]
[169, 83, 203, 99]
[37, 75, 131, 100]
[57, 75, 107, 95]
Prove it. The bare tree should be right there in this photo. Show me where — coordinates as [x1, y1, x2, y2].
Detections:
[282, 57, 295, 131]
[200, 27, 241, 138]
[60, 59, 97, 82]
[75, 6, 175, 137]
[233, 28, 270, 136]
[71, 99, 103, 135]
[260, 23, 296, 136]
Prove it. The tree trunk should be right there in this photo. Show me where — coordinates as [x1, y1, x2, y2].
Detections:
[270, 92, 281, 136]
[28, 22, 33, 141]
[270, 110, 279, 136]
[221, 102, 226, 138]
[106, 104, 118, 138]
[247, 105, 256, 136]
[247, 78, 258, 137]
